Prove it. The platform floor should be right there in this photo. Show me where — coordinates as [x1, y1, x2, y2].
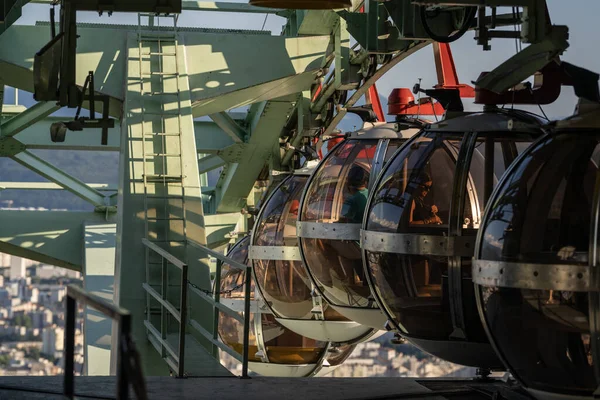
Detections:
[0, 376, 530, 400]
[171, 334, 233, 377]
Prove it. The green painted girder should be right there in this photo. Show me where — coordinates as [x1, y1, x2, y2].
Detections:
[10, 117, 121, 151]
[296, 10, 340, 35]
[185, 34, 330, 116]
[0, 0, 32, 35]
[0, 24, 127, 118]
[4, 116, 241, 153]
[11, 150, 108, 207]
[0, 182, 116, 191]
[208, 112, 246, 143]
[204, 213, 242, 249]
[215, 97, 296, 213]
[194, 120, 238, 154]
[29, 0, 288, 14]
[0, 101, 60, 138]
[0, 24, 330, 119]
[0, 210, 115, 271]
[82, 221, 117, 376]
[198, 153, 227, 174]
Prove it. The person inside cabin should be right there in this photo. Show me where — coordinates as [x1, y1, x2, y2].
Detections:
[340, 163, 370, 224]
[410, 172, 442, 225]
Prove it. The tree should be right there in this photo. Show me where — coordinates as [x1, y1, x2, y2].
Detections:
[0, 354, 9, 367]
[26, 347, 40, 360]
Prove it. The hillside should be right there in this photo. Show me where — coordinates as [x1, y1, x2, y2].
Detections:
[0, 150, 119, 211]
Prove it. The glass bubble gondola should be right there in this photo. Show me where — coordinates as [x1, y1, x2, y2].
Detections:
[250, 163, 380, 343]
[362, 110, 544, 368]
[297, 122, 421, 330]
[472, 104, 600, 398]
[219, 236, 356, 377]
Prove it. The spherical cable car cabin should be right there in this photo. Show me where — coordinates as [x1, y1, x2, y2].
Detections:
[296, 118, 425, 330]
[249, 164, 378, 343]
[472, 97, 600, 398]
[218, 236, 356, 377]
[362, 103, 545, 368]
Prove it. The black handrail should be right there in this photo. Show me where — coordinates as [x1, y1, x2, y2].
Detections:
[64, 285, 148, 400]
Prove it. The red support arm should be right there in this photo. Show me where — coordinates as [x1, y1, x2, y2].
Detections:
[433, 42, 475, 98]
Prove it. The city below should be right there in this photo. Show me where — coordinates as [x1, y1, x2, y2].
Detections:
[0, 253, 84, 377]
[0, 252, 476, 379]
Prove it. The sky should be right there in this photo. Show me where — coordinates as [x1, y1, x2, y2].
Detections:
[9, 0, 600, 123]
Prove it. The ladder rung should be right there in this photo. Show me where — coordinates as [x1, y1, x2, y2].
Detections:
[139, 12, 178, 18]
[146, 217, 185, 221]
[142, 72, 178, 77]
[141, 92, 179, 97]
[144, 153, 182, 157]
[144, 174, 183, 182]
[143, 132, 181, 137]
[139, 38, 177, 43]
[146, 195, 184, 200]
[142, 52, 177, 56]
[143, 112, 180, 117]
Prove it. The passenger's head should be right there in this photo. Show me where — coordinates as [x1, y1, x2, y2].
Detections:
[416, 172, 433, 198]
[347, 164, 370, 192]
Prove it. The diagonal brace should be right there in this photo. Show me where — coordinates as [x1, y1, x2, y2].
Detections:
[198, 154, 226, 174]
[208, 112, 247, 143]
[11, 150, 107, 207]
[1, 101, 61, 138]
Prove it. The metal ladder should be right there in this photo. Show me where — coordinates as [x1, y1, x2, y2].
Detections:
[137, 13, 188, 370]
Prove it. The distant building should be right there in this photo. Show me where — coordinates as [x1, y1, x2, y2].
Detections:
[31, 311, 44, 330]
[0, 253, 10, 268]
[0, 289, 9, 307]
[31, 309, 53, 329]
[35, 265, 59, 280]
[29, 287, 39, 304]
[43, 309, 53, 326]
[9, 257, 27, 281]
[42, 325, 64, 355]
[50, 288, 66, 304]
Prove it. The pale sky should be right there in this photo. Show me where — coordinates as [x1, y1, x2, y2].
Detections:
[11, 0, 600, 122]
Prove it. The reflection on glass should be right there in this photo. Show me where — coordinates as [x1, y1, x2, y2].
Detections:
[218, 237, 329, 366]
[253, 175, 313, 319]
[365, 131, 535, 342]
[300, 139, 403, 308]
[479, 134, 600, 395]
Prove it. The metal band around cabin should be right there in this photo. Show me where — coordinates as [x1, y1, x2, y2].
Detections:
[296, 222, 361, 241]
[472, 259, 597, 292]
[248, 246, 303, 261]
[360, 230, 476, 257]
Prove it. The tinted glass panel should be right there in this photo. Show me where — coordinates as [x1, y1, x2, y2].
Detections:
[301, 139, 399, 308]
[218, 237, 327, 365]
[253, 175, 312, 319]
[479, 133, 600, 395]
[365, 131, 537, 343]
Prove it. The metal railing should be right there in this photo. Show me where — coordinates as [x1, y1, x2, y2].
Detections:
[64, 285, 147, 400]
[142, 238, 188, 377]
[141, 238, 252, 378]
[186, 239, 252, 378]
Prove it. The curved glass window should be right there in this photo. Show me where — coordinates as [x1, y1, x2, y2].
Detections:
[365, 133, 461, 339]
[478, 132, 600, 396]
[300, 139, 401, 308]
[253, 175, 313, 319]
[326, 344, 356, 366]
[365, 130, 537, 343]
[218, 237, 328, 366]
